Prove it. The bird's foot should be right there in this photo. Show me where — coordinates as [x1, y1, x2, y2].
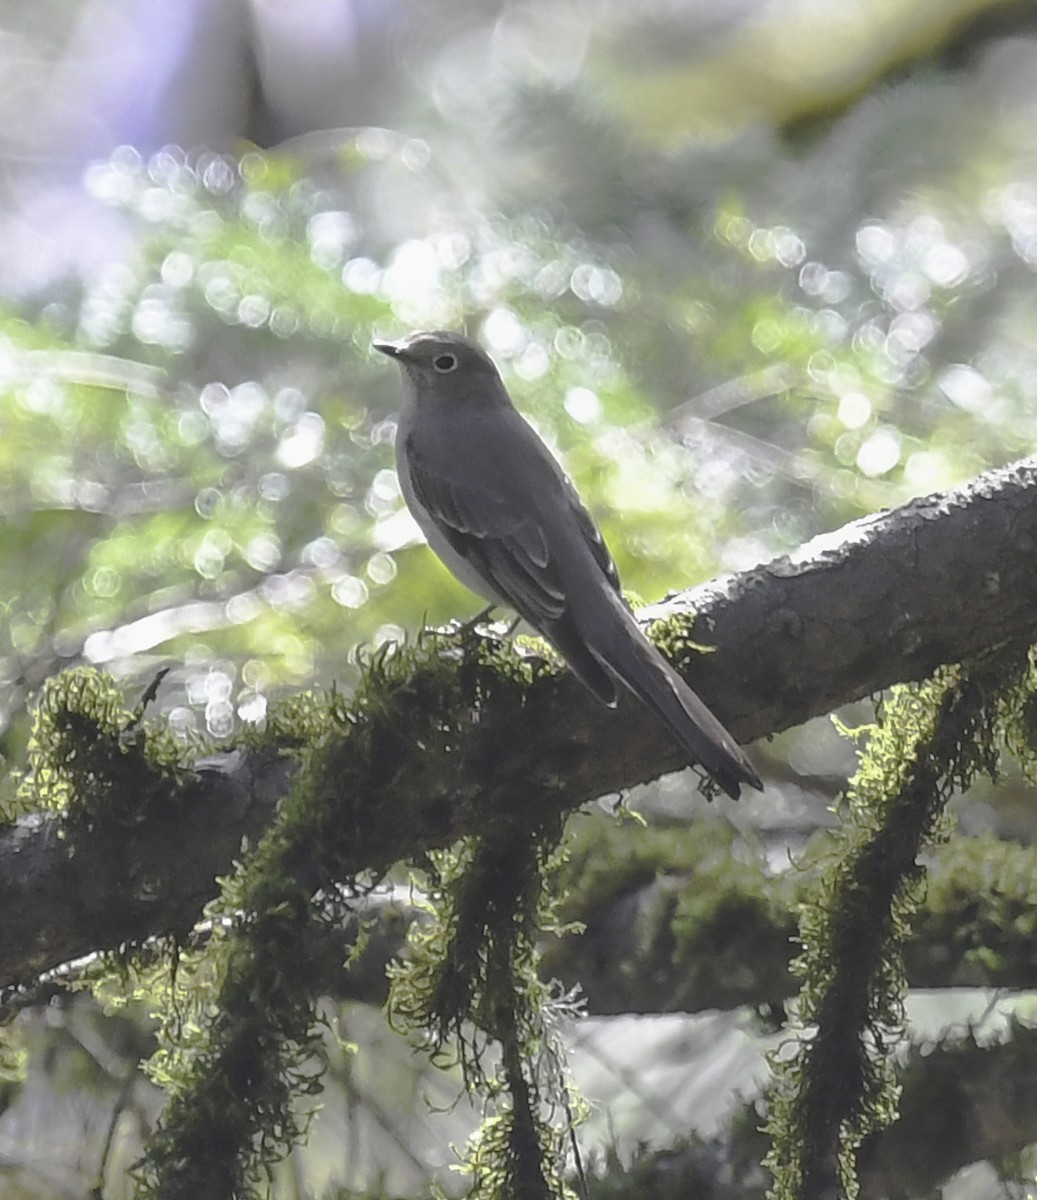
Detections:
[427, 605, 518, 643]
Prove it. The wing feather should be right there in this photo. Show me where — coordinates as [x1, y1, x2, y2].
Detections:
[564, 478, 620, 595]
[406, 441, 566, 622]
[404, 424, 621, 705]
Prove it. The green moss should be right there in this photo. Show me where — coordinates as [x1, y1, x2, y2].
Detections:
[9, 667, 196, 828]
[389, 813, 579, 1200]
[136, 637, 467, 1198]
[0, 632, 570, 1200]
[134, 627, 580, 1199]
[766, 645, 1033, 1200]
[33, 635, 1037, 1200]
[910, 834, 1037, 988]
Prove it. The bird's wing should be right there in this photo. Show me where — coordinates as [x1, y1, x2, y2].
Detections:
[403, 417, 627, 706]
[405, 433, 568, 623]
[561, 476, 621, 596]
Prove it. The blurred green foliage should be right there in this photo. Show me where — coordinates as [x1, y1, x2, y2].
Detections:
[4, 50, 1037, 766]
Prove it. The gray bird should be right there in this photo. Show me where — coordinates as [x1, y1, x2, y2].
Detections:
[374, 330, 762, 799]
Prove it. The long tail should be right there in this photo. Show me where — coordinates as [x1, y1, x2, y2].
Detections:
[569, 594, 762, 800]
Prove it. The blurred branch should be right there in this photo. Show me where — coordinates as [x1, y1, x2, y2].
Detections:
[588, 1025, 1037, 1200]
[857, 1024, 1037, 1197]
[1, 350, 168, 397]
[668, 363, 800, 425]
[2, 453, 1037, 992]
[545, 828, 1037, 1014]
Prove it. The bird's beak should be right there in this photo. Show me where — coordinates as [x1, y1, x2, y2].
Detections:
[372, 338, 402, 359]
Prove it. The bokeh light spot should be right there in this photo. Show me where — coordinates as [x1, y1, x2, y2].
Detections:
[856, 426, 902, 477]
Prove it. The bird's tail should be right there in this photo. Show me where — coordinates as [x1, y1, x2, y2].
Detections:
[588, 596, 762, 800]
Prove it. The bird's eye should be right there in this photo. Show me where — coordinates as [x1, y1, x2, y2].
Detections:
[432, 352, 458, 373]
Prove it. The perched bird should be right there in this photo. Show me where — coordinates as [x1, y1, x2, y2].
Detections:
[374, 330, 762, 799]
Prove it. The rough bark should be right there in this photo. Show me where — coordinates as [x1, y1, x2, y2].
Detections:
[0, 752, 294, 992]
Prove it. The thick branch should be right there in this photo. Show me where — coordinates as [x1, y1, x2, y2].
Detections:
[0, 752, 294, 989]
[2, 455, 1037, 990]
[675, 454, 1037, 740]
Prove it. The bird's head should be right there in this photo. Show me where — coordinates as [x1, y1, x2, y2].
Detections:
[373, 330, 507, 407]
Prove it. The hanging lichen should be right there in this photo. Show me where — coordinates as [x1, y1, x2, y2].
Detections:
[389, 815, 583, 1200]
[765, 644, 1031, 1200]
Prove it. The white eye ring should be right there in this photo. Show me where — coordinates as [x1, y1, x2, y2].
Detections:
[432, 352, 458, 373]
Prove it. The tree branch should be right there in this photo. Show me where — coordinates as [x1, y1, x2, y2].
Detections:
[0, 752, 294, 990]
[2, 455, 1037, 991]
